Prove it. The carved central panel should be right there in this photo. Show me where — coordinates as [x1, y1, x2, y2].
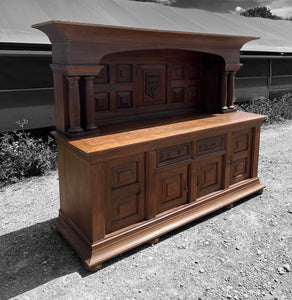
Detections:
[145, 72, 162, 99]
[139, 65, 166, 106]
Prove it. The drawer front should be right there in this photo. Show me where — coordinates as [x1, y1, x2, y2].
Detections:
[157, 143, 191, 167]
[196, 135, 224, 157]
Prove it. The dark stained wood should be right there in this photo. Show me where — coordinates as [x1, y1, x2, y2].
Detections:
[32, 21, 258, 65]
[220, 71, 228, 111]
[33, 20, 265, 271]
[156, 165, 188, 214]
[84, 76, 98, 130]
[227, 71, 236, 109]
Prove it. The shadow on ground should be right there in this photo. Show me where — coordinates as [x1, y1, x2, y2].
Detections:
[0, 219, 88, 299]
[0, 194, 256, 299]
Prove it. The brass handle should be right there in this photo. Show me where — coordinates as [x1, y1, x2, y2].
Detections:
[184, 183, 189, 193]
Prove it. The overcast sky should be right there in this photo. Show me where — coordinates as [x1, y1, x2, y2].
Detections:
[172, 0, 292, 17]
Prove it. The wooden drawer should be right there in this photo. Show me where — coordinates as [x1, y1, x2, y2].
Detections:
[196, 135, 224, 157]
[157, 143, 191, 167]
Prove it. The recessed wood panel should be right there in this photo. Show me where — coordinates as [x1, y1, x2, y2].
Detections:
[112, 190, 138, 222]
[196, 135, 225, 157]
[158, 143, 191, 167]
[230, 155, 250, 184]
[197, 155, 223, 197]
[95, 64, 109, 83]
[112, 161, 138, 189]
[157, 165, 188, 213]
[233, 157, 248, 177]
[116, 91, 132, 109]
[109, 185, 144, 233]
[95, 93, 109, 111]
[171, 64, 185, 80]
[187, 86, 200, 102]
[116, 64, 132, 83]
[233, 132, 249, 153]
[172, 87, 185, 103]
[187, 64, 201, 80]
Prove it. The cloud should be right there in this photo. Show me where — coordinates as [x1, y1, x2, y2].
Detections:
[268, 0, 292, 17]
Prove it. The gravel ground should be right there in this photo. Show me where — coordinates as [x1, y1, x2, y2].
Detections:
[0, 121, 292, 300]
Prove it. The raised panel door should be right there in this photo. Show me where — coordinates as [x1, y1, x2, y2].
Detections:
[197, 155, 223, 197]
[156, 165, 188, 214]
[106, 154, 145, 233]
[230, 129, 252, 184]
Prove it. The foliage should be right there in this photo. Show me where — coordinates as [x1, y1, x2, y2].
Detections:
[130, 0, 176, 5]
[240, 6, 292, 21]
[236, 93, 292, 124]
[240, 6, 277, 19]
[0, 120, 57, 187]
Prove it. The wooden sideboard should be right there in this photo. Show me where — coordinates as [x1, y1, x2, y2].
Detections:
[33, 21, 265, 271]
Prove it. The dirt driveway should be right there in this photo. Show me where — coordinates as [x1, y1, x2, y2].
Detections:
[1, 121, 292, 300]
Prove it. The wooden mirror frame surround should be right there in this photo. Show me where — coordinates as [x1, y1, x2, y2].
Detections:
[33, 21, 265, 271]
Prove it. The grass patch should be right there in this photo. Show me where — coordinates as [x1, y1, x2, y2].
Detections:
[236, 93, 292, 124]
[0, 120, 57, 187]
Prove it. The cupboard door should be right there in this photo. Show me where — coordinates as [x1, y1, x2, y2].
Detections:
[106, 154, 145, 233]
[156, 165, 188, 214]
[197, 155, 223, 198]
[230, 129, 252, 185]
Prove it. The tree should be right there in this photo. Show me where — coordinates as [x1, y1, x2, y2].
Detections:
[130, 0, 176, 5]
[240, 6, 280, 19]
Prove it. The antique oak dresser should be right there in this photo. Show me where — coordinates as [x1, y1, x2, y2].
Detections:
[33, 21, 265, 271]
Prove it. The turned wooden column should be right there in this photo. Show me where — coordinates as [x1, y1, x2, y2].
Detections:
[220, 71, 228, 111]
[84, 76, 97, 130]
[66, 76, 83, 133]
[227, 71, 236, 109]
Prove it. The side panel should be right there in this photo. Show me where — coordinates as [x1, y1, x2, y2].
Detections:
[57, 144, 93, 241]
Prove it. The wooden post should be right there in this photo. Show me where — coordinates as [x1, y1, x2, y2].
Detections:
[84, 76, 97, 130]
[227, 71, 236, 109]
[220, 71, 228, 111]
[66, 76, 83, 133]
